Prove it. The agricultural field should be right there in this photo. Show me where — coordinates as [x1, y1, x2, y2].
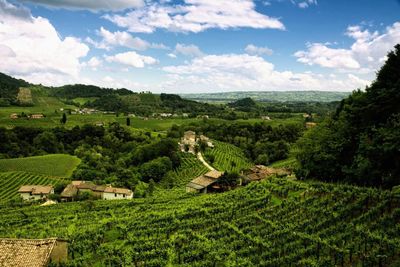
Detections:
[16, 88, 33, 105]
[0, 154, 81, 177]
[204, 140, 252, 173]
[0, 177, 398, 266]
[160, 153, 209, 191]
[0, 172, 66, 203]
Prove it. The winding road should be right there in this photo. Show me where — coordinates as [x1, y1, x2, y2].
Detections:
[197, 152, 215, 171]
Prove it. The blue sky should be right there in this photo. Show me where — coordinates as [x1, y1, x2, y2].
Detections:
[0, 0, 399, 93]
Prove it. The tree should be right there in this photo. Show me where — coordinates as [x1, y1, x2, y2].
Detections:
[126, 117, 131, 126]
[60, 113, 67, 124]
[296, 44, 400, 188]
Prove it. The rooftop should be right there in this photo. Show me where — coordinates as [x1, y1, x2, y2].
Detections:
[18, 185, 53, 195]
[0, 238, 58, 267]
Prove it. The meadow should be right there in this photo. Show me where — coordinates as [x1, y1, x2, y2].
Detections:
[0, 154, 81, 177]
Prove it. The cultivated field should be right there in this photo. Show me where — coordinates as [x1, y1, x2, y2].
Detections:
[0, 177, 398, 266]
[0, 172, 66, 203]
[0, 154, 81, 177]
[204, 140, 252, 173]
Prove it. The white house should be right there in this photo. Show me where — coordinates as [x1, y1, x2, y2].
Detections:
[102, 187, 133, 200]
[18, 185, 54, 201]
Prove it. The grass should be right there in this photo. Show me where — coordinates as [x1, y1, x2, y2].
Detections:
[0, 154, 81, 178]
[0, 172, 67, 203]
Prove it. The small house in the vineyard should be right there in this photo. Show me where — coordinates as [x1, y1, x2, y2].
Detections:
[18, 185, 54, 201]
[0, 238, 68, 266]
[186, 170, 223, 193]
[29, 114, 44, 119]
[102, 187, 133, 200]
[9, 113, 18, 119]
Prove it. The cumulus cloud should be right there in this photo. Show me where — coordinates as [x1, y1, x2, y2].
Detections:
[17, 0, 144, 11]
[0, 0, 89, 85]
[174, 43, 204, 57]
[105, 51, 158, 68]
[245, 44, 273, 56]
[86, 27, 168, 51]
[161, 53, 370, 93]
[84, 57, 102, 70]
[104, 0, 285, 33]
[294, 22, 400, 72]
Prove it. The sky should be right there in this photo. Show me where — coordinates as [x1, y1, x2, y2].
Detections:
[0, 0, 399, 93]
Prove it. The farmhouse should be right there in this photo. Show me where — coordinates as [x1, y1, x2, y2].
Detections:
[261, 116, 271, 120]
[9, 113, 18, 119]
[103, 187, 133, 200]
[243, 165, 290, 183]
[30, 114, 44, 119]
[179, 131, 215, 153]
[18, 185, 54, 201]
[186, 170, 223, 193]
[305, 122, 317, 128]
[60, 181, 132, 201]
[0, 238, 68, 267]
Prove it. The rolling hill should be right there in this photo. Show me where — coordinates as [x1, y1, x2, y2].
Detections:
[0, 154, 81, 177]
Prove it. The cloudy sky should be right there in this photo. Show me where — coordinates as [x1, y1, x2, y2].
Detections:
[0, 0, 399, 93]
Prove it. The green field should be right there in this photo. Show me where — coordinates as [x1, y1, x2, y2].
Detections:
[0, 177, 398, 266]
[0, 154, 81, 177]
[0, 172, 67, 203]
[204, 140, 252, 172]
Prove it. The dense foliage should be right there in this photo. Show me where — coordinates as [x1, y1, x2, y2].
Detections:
[50, 84, 133, 99]
[0, 124, 179, 189]
[170, 120, 303, 165]
[297, 44, 400, 188]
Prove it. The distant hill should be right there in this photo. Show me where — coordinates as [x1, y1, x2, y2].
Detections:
[182, 91, 351, 102]
[0, 72, 30, 106]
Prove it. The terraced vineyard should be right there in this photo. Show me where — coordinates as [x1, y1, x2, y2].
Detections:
[0, 172, 66, 203]
[0, 177, 399, 266]
[160, 153, 208, 191]
[204, 140, 252, 172]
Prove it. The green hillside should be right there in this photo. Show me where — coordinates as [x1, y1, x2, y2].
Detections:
[204, 140, 252, 172]
[0, 154, 81, 177]
[0, 177, 398, 266]
[0, 172, 66, 203]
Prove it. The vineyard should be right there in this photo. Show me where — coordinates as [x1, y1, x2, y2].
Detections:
[204, 140, 252, 173]
[0, 171, 66, 203]
[0, 177, 398, 266]
[0, 154, 81, 177]
[159, 153, 208, 192]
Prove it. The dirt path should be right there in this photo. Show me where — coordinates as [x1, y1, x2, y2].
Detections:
[197, 152, 215, 171]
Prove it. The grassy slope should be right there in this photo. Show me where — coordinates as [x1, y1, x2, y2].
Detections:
[0, 178, 398, 266]
[0, 154, 81, 177]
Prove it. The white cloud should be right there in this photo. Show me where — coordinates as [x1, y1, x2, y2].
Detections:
[294, 22, 400, 72]
[105, 51, 157, 68]
[17, 0, 144, 11]
[245, 44, 273, 56]
[84, 57, 102, 70]
[0, 0, 89, 85]
[97, 27, 149, 51]
[174, 43, 204, 57]
[167, 53, 177, 58]
[295, 0, 317, 8]
[161, 53, 370, 93]
[104, 0, 285, 33]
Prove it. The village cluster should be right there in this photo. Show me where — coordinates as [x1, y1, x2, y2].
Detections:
[18, 181, 133, 203]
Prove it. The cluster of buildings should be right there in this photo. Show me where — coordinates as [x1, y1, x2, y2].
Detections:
[17, 181, 133, 202]
[186, 165, 290, 194]
[9, 113, 44, 119]
[179, 130, 214, 154]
